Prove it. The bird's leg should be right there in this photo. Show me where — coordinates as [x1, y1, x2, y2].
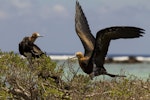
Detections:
[89, 65, 105, 79]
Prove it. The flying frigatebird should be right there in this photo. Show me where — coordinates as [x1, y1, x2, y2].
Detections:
[19, 32, 45, 58]
[75, 1, 145, 79]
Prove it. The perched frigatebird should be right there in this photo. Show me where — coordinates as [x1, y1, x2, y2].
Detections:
[75, 1, 145, 79]
[19, 32, 45, 58]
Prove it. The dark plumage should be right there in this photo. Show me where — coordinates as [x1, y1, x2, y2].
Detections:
[75, 1, 145, 79]
[19, 32, 45, 58]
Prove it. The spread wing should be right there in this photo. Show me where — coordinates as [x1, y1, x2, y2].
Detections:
[90, 26, 145, 67]
[75, 1, 95, 57]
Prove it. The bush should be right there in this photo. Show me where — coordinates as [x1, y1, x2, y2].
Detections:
[0, 51, 149, 100]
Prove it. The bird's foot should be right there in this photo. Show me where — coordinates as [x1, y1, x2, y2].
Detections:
[89, 67, 106, 79]
[89, 72, 94, 80]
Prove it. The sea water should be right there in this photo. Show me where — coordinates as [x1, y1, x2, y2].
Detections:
[50, 54, 150, 80]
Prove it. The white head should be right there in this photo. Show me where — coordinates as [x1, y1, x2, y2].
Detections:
[30, 32, 43, 43]
[31, 32, 43, 38]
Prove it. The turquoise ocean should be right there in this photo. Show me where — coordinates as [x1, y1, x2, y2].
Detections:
[49, 54, 150, 80]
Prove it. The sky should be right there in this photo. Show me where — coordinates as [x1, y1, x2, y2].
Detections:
[0, 0, 149, 55]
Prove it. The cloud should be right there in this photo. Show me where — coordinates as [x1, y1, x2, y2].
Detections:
[10, 0, 31, 9]
[0, 10, 9, 20]
[52, 4, 66, 13]
[51, 4, 69, 18]
[40, 4, 69, 19]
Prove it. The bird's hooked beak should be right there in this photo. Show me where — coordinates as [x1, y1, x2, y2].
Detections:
[38, 34, 44, 37]
[36, 33, 44, 37]
[69, 56, 77, 60]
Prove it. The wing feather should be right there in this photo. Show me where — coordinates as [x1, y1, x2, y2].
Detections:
[19, 37, 44, 58]
[75, 1, 95, 57]
[91, 26, 145, 67]
[32, 44, 44, 56]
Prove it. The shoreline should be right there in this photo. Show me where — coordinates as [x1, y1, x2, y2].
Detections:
[50, 55, 150, 63]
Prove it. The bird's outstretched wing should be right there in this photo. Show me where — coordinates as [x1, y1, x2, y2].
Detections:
[91, 26, 145, 67]
[75, 1, 95, 57]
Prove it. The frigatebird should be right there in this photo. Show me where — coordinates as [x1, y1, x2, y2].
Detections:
[19, 32, 45, 58]
[75, 1, 145, 79]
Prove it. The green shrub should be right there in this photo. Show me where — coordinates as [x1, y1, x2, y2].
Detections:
[0, 51, 149, 100]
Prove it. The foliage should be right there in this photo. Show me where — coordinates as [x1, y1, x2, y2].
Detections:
[0, 51, 149, 100]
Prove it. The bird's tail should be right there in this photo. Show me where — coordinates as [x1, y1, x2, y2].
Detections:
[105, 72, 126, 77]
[89, 66, 126, 79]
